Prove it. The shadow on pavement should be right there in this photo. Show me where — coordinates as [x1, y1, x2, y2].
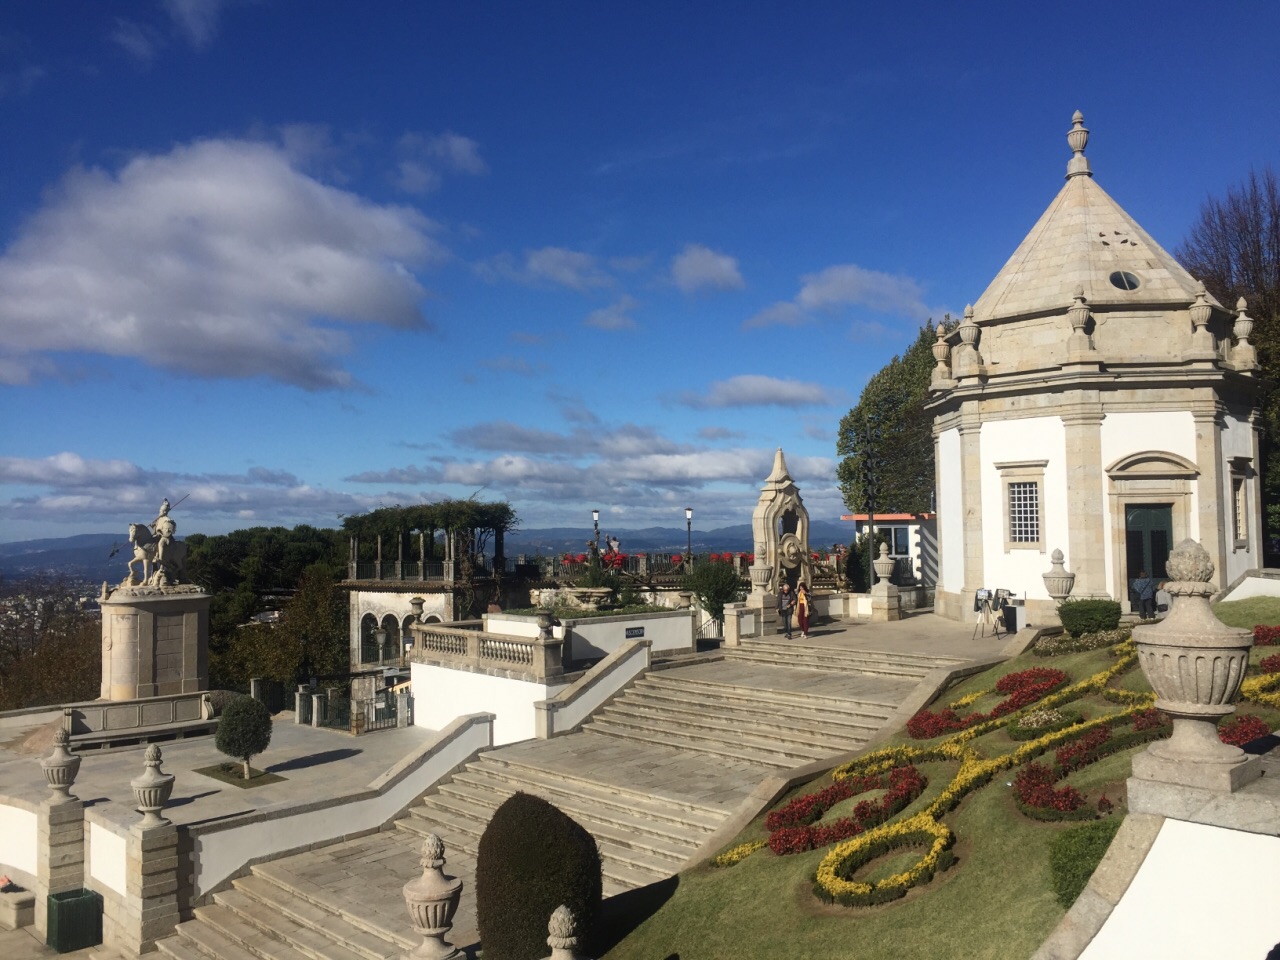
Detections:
[267, 748, 362, 773]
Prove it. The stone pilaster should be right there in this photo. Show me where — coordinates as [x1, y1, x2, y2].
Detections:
[869, 580, 901, 621]
[1060, 399, 1107, 597]
[33, 800, 85, 936]
[958, 407, 984, 604]
[104, 824, 181, 956]
[1192, 401, 1226, 588]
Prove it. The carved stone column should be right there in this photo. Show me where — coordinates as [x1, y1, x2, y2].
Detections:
[958, 407, 985, 607]
[1191, 398, 1226, 588]
[1060, 399, 1106, 597]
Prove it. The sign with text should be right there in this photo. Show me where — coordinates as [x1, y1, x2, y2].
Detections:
[625, 626, 645, 639]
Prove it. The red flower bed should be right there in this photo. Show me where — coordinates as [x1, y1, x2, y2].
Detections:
[1253, 625, 1280, 646]
[1014, 762, 1086, 814]
[765, 766, 927, 855]
[906, 667, 1069, 739]
[1055, 724, 1112, 772]
[1219, 714, 1272, 747]
[1259, 653, 1280, 674]
[1132, 708, 1168, 731]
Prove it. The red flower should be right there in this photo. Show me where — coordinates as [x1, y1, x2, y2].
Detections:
[1219, 714, 1271, 747]
[765, 766, 927, 855]
[1253, 625, 1280, 646]
[1259, 653, 1280, 674]
[671, 554, 683, 564]
[1014, 762, 1085, 813]
[907, 667, 1068, 739]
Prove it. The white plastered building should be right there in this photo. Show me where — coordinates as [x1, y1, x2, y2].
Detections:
[930, 112, 1263, 624]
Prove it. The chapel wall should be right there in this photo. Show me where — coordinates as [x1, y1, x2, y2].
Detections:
[937, 427, 965, 594]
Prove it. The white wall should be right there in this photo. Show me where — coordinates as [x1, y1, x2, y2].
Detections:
[1220, 575, 1280, 603]
[0, 802, 37, 875]
[1080, 819, 1280, 960]
[978, 416, 1067, 600]
[411, 661, 564, 745]
[190, 713, 491, 898]
[88, 821, 127, 897]
[938, 428, 964, 592]
[537, 641, 650, 737]
[565, 612, 691, 659]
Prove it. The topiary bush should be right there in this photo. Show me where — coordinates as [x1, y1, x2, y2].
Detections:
[1057, 598, 1122, 637]
[214, 695, 273, 779]
[1048, 816, 1123, 907]
[475, 791, 602, 960]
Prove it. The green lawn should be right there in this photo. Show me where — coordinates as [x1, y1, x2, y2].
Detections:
[599, 631, 1280, 960]
[1212, 595, 1280, 629]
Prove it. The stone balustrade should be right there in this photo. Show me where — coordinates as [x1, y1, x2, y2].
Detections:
[408, 622, 565, 680]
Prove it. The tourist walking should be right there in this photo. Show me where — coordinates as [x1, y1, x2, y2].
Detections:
[1131, 570, 1156, 620]
[796, 582, 811, 639]
[777, 582, 795, 639]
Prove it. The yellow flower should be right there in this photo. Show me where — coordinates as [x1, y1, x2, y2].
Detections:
[712, 839, 765, 867]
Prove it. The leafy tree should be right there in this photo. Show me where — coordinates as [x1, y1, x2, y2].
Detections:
[0, 608, 100, 711]
[682, 561, 745, 625]
[215, 695, 273, 779]
[836, 321, 943, 517]
[1177, 167, 1280, 545]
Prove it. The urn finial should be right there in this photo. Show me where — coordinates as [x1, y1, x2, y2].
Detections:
[1066, 110, 1091, 179]
[131, 742, 175, 827]
[41, 726, 82, 803]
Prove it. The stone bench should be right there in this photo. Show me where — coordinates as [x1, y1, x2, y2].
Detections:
[0, 888, 35, 931]
[64, 692, 216, 750]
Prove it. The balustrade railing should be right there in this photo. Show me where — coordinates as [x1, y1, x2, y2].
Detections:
[408, 620, 563, 679]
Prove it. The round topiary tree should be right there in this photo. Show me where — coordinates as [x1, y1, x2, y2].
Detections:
[475, 791, 602, 960]
[214, 695, 273, 780]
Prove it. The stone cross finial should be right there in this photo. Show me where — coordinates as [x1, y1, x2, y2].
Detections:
[1066, 110, 1091, 179]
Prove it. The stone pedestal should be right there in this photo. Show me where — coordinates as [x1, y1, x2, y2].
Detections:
[100, 587, 209, 701]
[101, 823, 181, 956]
[33, 800, 85, 937]
[869, 581, 901, 622]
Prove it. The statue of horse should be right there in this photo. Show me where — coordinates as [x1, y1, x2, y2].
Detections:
[127, 523, 188, 585]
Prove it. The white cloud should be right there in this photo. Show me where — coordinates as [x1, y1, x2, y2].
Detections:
[0, 453, 142, 487]
[671, 243, 745, 294]
[476, 247, 613, 291]
[0, 137, 444, 389]
[585, 295, 638, 330]
[682, 375, 836, 409]
[744, 262, 943, 330]
[162, 0, 228, 47]
[394, 131, 487, 194]
[111, 20, 164, 62]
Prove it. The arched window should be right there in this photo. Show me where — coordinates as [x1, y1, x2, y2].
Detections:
[360, 614, 379, 664]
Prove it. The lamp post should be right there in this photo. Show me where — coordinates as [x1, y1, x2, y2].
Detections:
[685, 506, 693, 561]
[592, 509, 600, 550]
[375, 626, 387, 664]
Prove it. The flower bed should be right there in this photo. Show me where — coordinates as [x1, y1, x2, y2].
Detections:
[1006, 707, 1085, 741]
[1219, 714, 1272, 747]
[766, 766, 927, 855]
[712, 839, 765, 867]
[1253, 625, 1280, 646]
[1033, 629, 1129, 657]
[907, 668, 1068, 739]
[1014, 763, 1091, 820]
[1259, 653, 1280, 674]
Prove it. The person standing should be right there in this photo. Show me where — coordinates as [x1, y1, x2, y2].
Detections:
[796, 582, 812, 639]
[777, 582, 795, 640]
[1131, 571, 1156, 620]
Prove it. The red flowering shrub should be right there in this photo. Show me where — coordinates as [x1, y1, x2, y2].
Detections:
[907, 667, 1068, 739]
[765, 766, 927, 855]
[1014, 763, 1086, 814]
[1253, 625, 1280, 646]
[1219, 714, 1272, 747]
[907, 708, 971, 739]
[1132, 708, 1169, 731]
[1259, 653, 1280, 674]
[1055, 725, 1112, 772]
[1097, 794, 1114, 815]
[671, 554, 683, 565]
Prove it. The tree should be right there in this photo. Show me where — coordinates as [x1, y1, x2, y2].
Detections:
[215, 695, 273, 779]
[682, 562, 745, 625]
[1177, 167, 1280, 545]
[836, 321, 942, 517]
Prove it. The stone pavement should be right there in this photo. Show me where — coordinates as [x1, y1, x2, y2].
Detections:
[0, 924, 122, 960]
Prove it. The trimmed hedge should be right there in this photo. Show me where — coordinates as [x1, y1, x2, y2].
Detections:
[1057, 599, 1122, 637]
[214, 695, 272, 779]
[475, 792, 602, 960]
[1048, 817, 1123, 907]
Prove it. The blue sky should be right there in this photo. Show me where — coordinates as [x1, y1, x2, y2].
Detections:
[2, 1, 1279, 542]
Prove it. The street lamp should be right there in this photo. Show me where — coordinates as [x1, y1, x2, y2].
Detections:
[685, 506, 693, 560]
[374, 626, 387, 664]
[592, 508, 600, 549]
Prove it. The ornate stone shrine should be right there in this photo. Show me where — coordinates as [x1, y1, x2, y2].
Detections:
[747, 449, 812, 629]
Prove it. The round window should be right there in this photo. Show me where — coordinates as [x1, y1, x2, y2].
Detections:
[1109, 271, 1141, 291]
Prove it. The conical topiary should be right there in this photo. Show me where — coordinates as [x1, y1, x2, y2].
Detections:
[475, 791, 602, 960]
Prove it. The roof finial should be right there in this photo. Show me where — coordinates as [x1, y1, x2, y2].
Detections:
[1066, 110, 1092, 180]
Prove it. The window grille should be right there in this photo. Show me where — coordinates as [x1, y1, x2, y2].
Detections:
[1233, 477, 1247, 542]
[1008, 481, 1040, 544]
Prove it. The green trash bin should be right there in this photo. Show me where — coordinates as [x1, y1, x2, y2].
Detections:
[46, 889, 102, 953]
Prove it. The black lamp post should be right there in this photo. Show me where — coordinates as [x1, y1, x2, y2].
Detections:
[685, 506, 693, 560]
[592, 508, 600, 550]
[374, 626, 387, 664]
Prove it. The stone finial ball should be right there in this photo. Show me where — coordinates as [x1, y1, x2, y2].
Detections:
[145, 743, 163, 763]
[1050, 548, 1064, 563]
[422, 833, 445, 863]
[54, 727, 70, 746]
[1164, 539, 1214, 583]
[548, 904, 577, 939]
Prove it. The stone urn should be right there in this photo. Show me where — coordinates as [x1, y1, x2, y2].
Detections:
[401, 834, 463, 960]
[1041, 549, 1076, 602]
[542, 904, 591, 960]
[131, 743, 175, 827]
[535, 610, 556, 641]
[872, 543, 895, 583]
[1132, 539, 1258, 789]
[41, 727, 81, 803]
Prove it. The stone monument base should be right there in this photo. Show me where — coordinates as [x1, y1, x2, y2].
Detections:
[1129, 749, 1262, 794]
[869, 581, 901, 622]
[100, 585, 210, 701]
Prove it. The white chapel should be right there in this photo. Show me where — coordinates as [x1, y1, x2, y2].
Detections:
[929, 112, 1263, 623]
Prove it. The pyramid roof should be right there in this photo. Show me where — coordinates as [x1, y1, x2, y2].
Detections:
[972, 112, 1220, 323]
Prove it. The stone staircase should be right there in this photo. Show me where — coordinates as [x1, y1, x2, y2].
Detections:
[581, 669, 897, 768]
[398, 749, 728, 896]
[725, 639, 968, 679]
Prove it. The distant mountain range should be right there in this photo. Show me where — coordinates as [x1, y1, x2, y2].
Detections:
[0, 521, 857, 581]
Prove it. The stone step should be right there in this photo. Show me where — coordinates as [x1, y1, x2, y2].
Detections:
[609, 689, 883, 742]
[190, 904, 317, 960]
[212, 889, 377, 960]
[724, 647, 926, 679]
[629, 677, 893, 727]
[588, 703, 849, 760]
[423, 784, 695, 864]
[583, 715, 835, 768]
[157, 928, 225, 960]
[455, 757, 724, 833]
[225, 878, 401, 960]
[399, 799, 674, 890]
[440, 772, 711, 851]
[595, 700, 866, 754]
[739, 640, 966, 668]
[637, 673, 900, 713]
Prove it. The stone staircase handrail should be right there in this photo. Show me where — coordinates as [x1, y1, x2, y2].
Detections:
[410, 621, 565, 679]
[534, 640, 652, 738]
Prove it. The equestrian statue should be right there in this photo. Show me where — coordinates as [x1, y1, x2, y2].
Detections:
[125, 498, 189, 586]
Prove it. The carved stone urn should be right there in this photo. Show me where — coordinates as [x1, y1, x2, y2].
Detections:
[1132, 539, 1259, 791]
[542, 904, 591, 960]
[1041, 549, 1076, 602]
[535, 610, 556, 641]
[131, 743, 175, 827]
[41, 727, 81, 803]
[872, 543, 896, 583]
[401, 834, 463, 960]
